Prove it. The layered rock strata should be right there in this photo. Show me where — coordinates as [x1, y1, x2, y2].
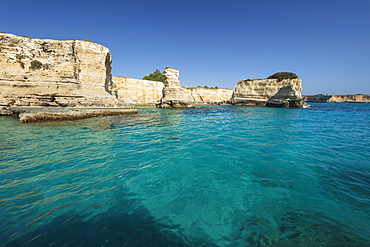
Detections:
[0, 32, 135, 121]
[266, 85, 303, 108]
[113, 76, 164, 104]
[156, 68, 193, 108]
[113, 75, 232, 105]
[230, 78, 303, 107]
[183, 87, 233, 104]
[304, 94, 370, 103]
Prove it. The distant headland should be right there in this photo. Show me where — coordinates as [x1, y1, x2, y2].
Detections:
[304, 94, 370, 103]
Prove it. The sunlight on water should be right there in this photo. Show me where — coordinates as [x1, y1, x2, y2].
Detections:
[0, 103, 370, 246]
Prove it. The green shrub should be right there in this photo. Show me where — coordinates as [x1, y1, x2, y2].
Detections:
[142, 69, 165, 82]
[267, 72, 298, 82]
[30, 60, 43, 70]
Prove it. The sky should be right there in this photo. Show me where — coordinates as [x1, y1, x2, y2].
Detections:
[1, 0, 369, 95]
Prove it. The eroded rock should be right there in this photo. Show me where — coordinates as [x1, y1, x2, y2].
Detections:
[230, 78, 302, 106]
[0, 32, 135, 121]
[156, 68, 194, 108]
[266, 84, 303, 108]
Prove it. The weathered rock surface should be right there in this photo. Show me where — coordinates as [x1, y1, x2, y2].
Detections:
[113, 75, 232, 105]
[304, 94, 370, 103]
[2, 106, 136, 122]
[156, 68, 193, 108]
[266, 85, 303, 108]
[230, 78, 302, 106]
[183, 87, 233, 104]
[0, 32, 134, 121]
[114, 76, 164, 104]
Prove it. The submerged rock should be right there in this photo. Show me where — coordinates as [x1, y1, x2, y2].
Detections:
[156, 68, 194, 108]
[10, 106, 137, 122]
[266, 84, 303, 108]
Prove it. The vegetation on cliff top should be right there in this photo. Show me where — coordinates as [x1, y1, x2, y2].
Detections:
[267, 72, 298, 82]
[142, 69, 165, 82]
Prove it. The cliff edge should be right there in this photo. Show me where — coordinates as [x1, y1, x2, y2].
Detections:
[0, 32, 136, 121]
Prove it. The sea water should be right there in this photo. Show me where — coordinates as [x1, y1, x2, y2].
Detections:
[0, 103, 369, 246]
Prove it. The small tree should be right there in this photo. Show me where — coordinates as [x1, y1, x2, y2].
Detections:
[30, 60, 43, 70]
[142, 69, 165, 82]
[267, 72, 298, 82]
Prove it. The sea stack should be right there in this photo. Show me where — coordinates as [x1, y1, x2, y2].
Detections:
[156, 67, 193, 108]
[0, 32, 136, 121]
[266, 84, 303, 108]
[230, 76, 303, 108]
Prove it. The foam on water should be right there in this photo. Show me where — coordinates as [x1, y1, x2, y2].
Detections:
[0, 103, 369, 246]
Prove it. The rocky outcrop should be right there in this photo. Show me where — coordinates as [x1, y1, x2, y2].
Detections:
[113, 74, 232, 105]
[183, 87, 233, 104]
[113, 76, 164, 104]
[0, 32, 135, 121]
[156, 68, 193, 108]
[304, 94, 370, 103]
[230, 78, 303, 106]
[266, 85, 303, 108]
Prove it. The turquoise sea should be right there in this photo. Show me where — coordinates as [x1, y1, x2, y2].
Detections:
[0, 103, 369, 246]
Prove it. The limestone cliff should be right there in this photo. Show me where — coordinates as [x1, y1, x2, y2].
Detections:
[230, 78, 303, 106]
[156, 68, 193, 108]
[304, 94, 370, 103]
[0, 32, 131, 116]
[183, 87, 233, 104]
[114, 76, 164, 104]
[113, 75, 232, 105]
[266, 85, 303, 108]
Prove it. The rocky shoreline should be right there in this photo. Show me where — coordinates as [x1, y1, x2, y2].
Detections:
[1, 31, 308, 122]
[1, 106, 137, 122]
[304, 94, 370, 103]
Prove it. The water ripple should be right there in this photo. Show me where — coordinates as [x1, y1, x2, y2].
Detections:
[0, 104, 369, 246]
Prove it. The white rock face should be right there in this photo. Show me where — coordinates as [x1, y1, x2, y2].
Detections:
[113, 76, 164, 104]
[163, 67, 181, 87]
[113, 75, 232, 105]
[183, 87, 233, 104]
[0, 32, 128, 110]
[266, 84, 303, 108]
[231, 78, 302, 106]
[156, 68, 193, 108]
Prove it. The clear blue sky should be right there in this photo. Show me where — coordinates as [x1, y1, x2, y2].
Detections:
[1, 0, 369, 94]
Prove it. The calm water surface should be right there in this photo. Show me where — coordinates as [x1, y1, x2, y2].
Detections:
[0, 103, 369, 246]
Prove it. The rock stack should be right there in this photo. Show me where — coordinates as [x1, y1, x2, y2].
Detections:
[230, 78, 303, 108]
[266, 84, 303, 108]
[156, 67, 194, 108]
